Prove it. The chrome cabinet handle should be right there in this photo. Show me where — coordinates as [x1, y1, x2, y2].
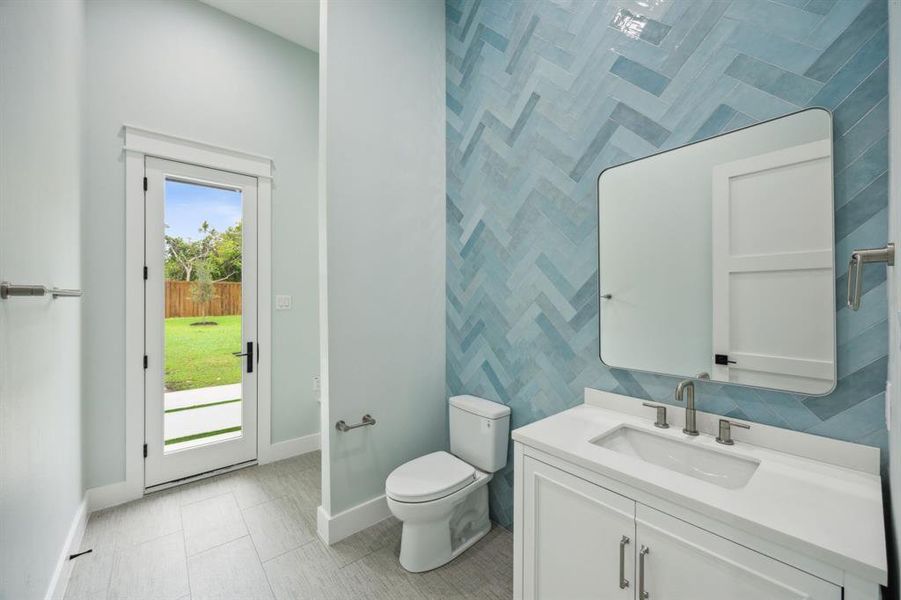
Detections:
[847, 243, 894, 310]
[638, 545, 650, 599]
[618, 535, 630, 589]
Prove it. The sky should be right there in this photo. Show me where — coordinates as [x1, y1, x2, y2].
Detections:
[165, 179, 242, 240]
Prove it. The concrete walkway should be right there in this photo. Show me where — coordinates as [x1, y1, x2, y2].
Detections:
[164, 383, 242, 451]
[165, 383, 241, 410]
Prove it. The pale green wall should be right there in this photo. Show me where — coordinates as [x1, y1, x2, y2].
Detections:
[0, 1, 84, 597]
[320, 0, 446, 515]
[83, 0, 319, 488]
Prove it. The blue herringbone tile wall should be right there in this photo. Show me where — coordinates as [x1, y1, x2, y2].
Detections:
[446, 0, 889, 526]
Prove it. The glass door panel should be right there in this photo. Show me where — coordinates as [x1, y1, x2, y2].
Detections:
[144, 158, 257, 487]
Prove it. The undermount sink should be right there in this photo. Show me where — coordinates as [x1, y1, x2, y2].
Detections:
[591, 425, 760, 489]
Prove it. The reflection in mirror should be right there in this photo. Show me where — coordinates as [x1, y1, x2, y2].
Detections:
[598, 108, 835, 395]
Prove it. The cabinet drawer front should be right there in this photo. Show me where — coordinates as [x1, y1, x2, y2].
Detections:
[522, 457, 635, 600]
[636, 505, 841, 600]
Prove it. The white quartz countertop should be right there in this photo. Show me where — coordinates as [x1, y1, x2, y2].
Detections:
[512, 402, 887, 585]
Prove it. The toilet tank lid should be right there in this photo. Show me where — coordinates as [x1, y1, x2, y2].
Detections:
[449, 395, 511, 419]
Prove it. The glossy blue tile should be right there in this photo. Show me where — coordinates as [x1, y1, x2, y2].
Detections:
[691, 104, 737, 141]
[447, 0, 889, 526]
[505, 14, 538, 74]
[832, 59, 888, 136]
[809, 24, 887, 109]
[834, 135, 887, 205]
[803, 0, 838, 15]
[806, 391, 885, 441]
[838, 320, 888, 379]
[725, 0, 823, 42]
[610, 8, 672, 46]
[724, 53, 819, 105]
[805, 0, 887, 81]
[569, 120, 618, 182]
[802, 357, 887, 421]
[833, 96, 888, 171]
[447, 6, 462, 25]
[834, 172, 888, 240]
[609, 55, 671, 96]
[725, 21, 821, 73]
[660, 1, 731, 77]
[610, 102, 670, 147]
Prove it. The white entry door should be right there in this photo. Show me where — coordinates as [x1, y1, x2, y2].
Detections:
[711, 140, 835, 395]
[144, 157, 258, 487]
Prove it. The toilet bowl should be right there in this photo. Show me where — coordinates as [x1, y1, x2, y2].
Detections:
[385, 395, 510, 572]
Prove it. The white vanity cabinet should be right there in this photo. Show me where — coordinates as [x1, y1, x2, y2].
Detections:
[522, 457, 635, 599]
[634, 505, 839, 600]
[519, 455, 842, 600]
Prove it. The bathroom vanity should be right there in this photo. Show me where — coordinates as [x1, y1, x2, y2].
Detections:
[512, 389, 887, 600]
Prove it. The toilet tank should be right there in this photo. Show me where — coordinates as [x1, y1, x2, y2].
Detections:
[449, 395, 511, 473]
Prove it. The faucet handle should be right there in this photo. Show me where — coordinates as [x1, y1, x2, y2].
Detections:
[716, 419, 750, 445]
[642, 403, 669, 429]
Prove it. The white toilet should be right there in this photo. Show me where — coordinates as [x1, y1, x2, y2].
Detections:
[385, 395, 511, 572]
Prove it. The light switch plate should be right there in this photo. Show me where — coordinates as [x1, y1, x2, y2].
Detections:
[275, 294, 292, 310]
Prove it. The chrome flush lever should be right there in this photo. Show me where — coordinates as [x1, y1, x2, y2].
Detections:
[847, 243, 894, 311]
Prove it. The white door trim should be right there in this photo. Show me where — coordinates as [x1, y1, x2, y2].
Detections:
[124, 126, 273, 501]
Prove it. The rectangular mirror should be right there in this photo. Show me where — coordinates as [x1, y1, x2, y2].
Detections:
[598, 108, 835, 395]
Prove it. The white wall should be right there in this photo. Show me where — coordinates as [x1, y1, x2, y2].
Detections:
[0, 1, 84, 597]
[319, 0, 446, 517]
[888, 1, 900, 594]
[83, 0, 319, 488]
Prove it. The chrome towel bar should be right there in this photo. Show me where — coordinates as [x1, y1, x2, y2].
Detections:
[335, 414, 376, 432]
[1, 282, 82, 299]
[847, 243, 894, 311]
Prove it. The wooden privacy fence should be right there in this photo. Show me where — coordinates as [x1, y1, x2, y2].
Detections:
[165, 280, 242, 318]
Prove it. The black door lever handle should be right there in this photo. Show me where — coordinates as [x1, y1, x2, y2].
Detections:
[233, 342, 254, 373]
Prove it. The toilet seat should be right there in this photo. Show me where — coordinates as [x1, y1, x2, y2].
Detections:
[386, 451, 476, 503]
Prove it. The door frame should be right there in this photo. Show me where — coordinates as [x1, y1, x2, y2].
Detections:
[143, 157, 259, 487]
[123, 125, 272, 499]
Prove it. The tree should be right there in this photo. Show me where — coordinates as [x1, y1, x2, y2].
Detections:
[190, 262, 215, 319]
[164, 221, 242, 282]
[165, 221, 217, 281]
[207, 222, 242, 282]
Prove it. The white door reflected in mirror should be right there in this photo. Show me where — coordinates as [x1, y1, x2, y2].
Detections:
[598, 108, 836, 395]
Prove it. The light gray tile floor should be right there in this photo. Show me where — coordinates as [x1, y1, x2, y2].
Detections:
[64, 453, 513, 600]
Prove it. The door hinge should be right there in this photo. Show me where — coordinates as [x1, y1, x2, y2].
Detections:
[143, 355, 148, 369]
[714, 354, 737, 366]
[143, 443, 147, 458]
[143, 266, 148, 280]
[143, 176, 148, 191]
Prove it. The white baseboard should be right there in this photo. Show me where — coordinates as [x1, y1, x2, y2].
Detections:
[85, 433, 320, 512]
[86, 479, 142, 513]
[260, 432, 320, 464]
[45, 498, 87, 600]
[316, 494, 391, 545]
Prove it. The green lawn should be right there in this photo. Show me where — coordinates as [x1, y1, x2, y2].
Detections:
[165, 315, 242, 391]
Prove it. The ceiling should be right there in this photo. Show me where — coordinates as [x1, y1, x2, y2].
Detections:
[200, 0, 320, 52]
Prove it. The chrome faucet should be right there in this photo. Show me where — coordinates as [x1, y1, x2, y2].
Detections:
[675, 379, 699, 436]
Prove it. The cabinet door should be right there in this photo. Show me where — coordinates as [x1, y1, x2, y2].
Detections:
[635, 506, 841, 600]
[522, 457, 635, 600]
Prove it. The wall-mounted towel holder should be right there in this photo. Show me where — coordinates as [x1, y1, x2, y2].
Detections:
[0, 282, 82, 299]
[335, 414, 376, 432]
[847, 243, 894, 311]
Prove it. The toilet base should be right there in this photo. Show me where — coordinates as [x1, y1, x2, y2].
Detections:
[392, 478, 492, 573]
